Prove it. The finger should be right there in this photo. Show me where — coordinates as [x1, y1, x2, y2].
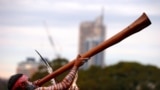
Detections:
[83, 58, 89, 60]
[81, 57, 89, 61]
[76, 54, 81, 59]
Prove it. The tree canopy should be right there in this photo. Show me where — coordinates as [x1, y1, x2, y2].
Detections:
[30, 58, 160, 90]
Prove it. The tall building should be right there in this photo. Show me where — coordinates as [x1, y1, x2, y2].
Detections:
[17, 57, 39, 78]
[79, 12, 106, 69]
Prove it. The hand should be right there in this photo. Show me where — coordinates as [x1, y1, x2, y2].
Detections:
[74, 54, 89, 67]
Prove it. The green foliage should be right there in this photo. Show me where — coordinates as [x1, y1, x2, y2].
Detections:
[0, 78, 7, 90]
[31, 59, 160, 90]
[31, 57, 69, 86]
[78, 62, 160, 90]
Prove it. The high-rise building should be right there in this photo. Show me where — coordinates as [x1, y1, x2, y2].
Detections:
[79, 12, 106, 69]
[16, 57, 39, 78]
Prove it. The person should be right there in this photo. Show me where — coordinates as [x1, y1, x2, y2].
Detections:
[8, 55, 88, 90]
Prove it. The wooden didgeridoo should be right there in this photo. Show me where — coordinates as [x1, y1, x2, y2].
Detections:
[34, 12, 151, 86]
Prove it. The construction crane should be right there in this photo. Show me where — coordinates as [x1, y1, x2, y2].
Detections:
[42, 21, 78, 89]
[43, 21, 61, 58]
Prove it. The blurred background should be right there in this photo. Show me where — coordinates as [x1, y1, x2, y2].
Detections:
[0, 0, 160, 90]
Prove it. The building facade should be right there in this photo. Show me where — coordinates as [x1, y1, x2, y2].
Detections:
[79, 13, 106, 69]
[16, 57, 39, 78]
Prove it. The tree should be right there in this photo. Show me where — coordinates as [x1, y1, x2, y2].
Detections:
[31, 57, 69, 86]
[0, 78, 7, 90]
[31, 60, 160, 90]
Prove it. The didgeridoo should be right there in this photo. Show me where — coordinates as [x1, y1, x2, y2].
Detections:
[34, 12, 151, 86]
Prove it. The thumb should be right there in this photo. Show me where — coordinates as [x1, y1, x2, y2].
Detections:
[76, 54, 81, 59]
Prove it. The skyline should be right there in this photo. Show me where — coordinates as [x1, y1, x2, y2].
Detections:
[0, 0, 160, 78]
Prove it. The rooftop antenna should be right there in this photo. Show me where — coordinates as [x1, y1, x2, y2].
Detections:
[101, 6, 104, 24]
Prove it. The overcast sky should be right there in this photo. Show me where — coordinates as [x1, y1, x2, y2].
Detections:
[0, 0, 160, 78]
